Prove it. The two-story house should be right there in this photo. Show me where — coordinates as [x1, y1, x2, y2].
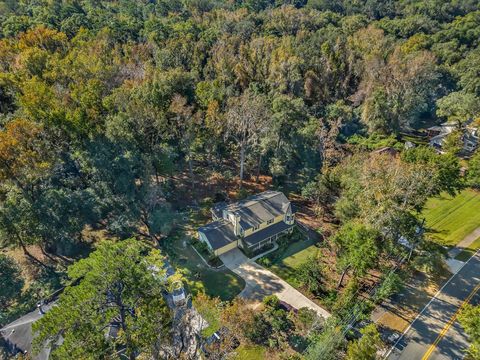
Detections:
[198, 191, 295, 256]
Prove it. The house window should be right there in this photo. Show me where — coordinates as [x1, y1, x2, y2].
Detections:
[267, 219, 274, 225]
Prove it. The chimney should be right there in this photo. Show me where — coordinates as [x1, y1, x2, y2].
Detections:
[234, 214, 241, 236]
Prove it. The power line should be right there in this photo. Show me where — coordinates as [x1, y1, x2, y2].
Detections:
[306, 225, 421, 359]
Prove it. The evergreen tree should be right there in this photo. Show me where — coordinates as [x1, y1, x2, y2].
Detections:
[33, 240, 172, 360]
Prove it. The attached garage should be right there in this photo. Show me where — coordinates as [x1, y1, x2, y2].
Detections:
[198, 219, 239, 257]
[214, 240, 238, 256]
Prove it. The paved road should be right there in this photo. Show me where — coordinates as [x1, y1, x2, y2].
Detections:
[388, 251, 480, 360]
[219, 248, 331, 319]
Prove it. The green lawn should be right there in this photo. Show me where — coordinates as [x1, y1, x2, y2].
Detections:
[455, 237, 480, 262]
[259, 236, 320, 287]
[422, 189, 480, 247]
[163, 229, 244, 301]
[233, 345, 265, 360]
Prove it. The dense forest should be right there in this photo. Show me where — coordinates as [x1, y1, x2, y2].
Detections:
[1, 0, 480, 359]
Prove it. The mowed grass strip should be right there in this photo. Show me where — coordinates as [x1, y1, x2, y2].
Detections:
[455, 237, 480, 262]
[234, 345, 265, 360]
[422, 189, 480, 247]
[164, 231, 245, 301]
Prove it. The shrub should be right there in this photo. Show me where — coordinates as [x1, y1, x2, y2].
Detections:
[297, 254, 324, 296]
[373, 272, 403, 303]
[0, 254, 24, 309]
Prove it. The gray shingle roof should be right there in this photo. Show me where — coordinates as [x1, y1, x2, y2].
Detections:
[243, 221, 293, 247]
[0, 302, 56, 360]
[198, 220, 237, 251]
[226, 191, 290, 230]
[201, 191, 293, 251]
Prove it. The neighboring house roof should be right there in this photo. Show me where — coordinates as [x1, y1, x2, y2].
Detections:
[465, 129, 479, 144]
[429, 133, 446, 146]
[226, 191, 290, 230]
[427, 124, 456, 133]
[243, 221, 293, 247]
[0, 302, 57, 360]
[148, 260, 176, 282]
[163, 260, 176, 278]
[1, 257, 182, 360]
[198, 220, 237, 251]
[429, 126, 479, 151]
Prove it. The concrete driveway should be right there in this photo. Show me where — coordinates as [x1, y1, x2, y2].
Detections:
[220, 248, 330, 319]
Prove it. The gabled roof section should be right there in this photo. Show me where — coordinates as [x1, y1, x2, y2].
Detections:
[198, 220, 237, 251]
[227, 191, 290, 229]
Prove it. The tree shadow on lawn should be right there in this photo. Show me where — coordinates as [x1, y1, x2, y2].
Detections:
[424, 228, 450, 243]
[184, 267, 245, 301]
[376, 268, 451, 332]
[164, 233, 245, 301]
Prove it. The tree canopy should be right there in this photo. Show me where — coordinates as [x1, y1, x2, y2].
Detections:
[33, 240, 172, 360]
[0, 1, 478, 359]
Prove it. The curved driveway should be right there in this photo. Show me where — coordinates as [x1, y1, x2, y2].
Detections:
[219, 248, 331, 319]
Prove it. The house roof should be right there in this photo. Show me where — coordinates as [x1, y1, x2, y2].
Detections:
[198, 220, 237, 251]
[430, 133, 447, 146]
[243, 221, 293, 247]
[427, 122, 458, 132]
[0, 302, 57, 360]
[226, 191, 290, 230]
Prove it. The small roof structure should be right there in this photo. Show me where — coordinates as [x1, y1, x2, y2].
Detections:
[198, 220, 237, 251]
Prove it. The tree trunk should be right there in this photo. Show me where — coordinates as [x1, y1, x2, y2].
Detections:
[239, 145, 245, 188]
[188, 154, 194, 188]
[9, 224, 49, 269]
[256, 153, 262, 183]
[337, 268, 348, 289]
[118, 296, 136, 360]
[140, 216, 160, 247]
[40, 244, 57, 262]
[20, 241, 50, 269]
[155, 167, 160, 185]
